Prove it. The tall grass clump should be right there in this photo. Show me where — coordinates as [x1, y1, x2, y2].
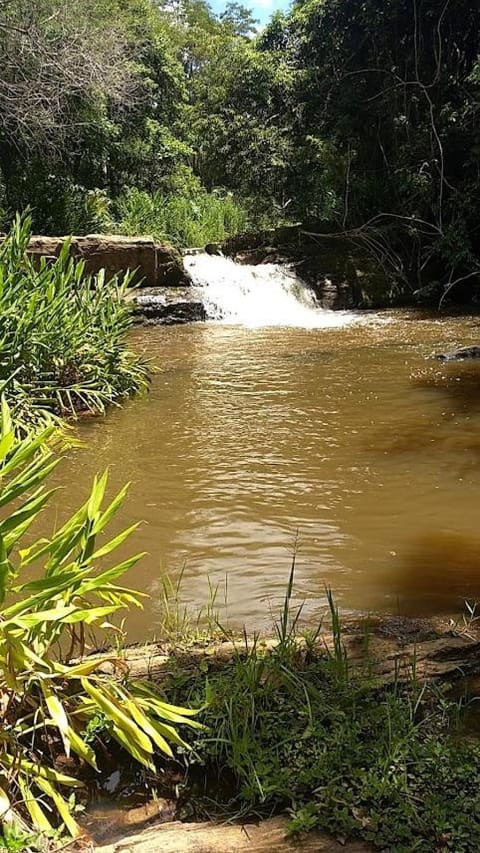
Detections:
[167, 578, 480, 852]
[114, 187, 247, 247]
[0, 400, 201, 843]
[0, 214, 148, 431]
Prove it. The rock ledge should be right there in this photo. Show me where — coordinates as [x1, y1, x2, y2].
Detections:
[25, 234, 189, 288]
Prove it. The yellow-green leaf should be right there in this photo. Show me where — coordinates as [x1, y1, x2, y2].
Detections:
[17, 778, 53, 833]
[81, 679, 153, 754]
[36, 776, 81, 837]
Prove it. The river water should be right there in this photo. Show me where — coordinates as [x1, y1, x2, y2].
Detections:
[43, 257, 480, 641]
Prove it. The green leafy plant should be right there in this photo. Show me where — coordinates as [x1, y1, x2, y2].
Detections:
[0, 824, 42, 853]
[168, 578, 480, 851]
[157, 566, 226, 646]
[0, 400, 201, 839]
[114, 186, 247, 248]
[0, 213, 148, 432]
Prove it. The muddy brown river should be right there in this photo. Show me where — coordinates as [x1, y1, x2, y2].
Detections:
[41, 293, 480, 643]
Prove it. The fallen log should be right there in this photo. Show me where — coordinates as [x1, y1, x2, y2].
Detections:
[93, 618, 480, 686]
[92, 816, 370, 853]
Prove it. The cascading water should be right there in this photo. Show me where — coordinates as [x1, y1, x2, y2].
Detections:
[184, 253, 365, 329]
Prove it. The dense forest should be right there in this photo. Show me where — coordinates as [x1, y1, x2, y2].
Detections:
[1, 0, 479, 294]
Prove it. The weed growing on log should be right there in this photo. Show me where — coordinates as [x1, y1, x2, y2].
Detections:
[165, 578, 480, 852]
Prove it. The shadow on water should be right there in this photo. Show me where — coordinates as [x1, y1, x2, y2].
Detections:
[391, 531, 480, 615]
[368, 418, 480, 459]
[412, 362, 480, 413]
[368, 361, 480, 459]
[400, 307, 480, 322]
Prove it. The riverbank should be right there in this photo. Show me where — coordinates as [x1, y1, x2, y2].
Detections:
[91, 815, 371, 852]
[78, 608, 480, 853]
[22, 225, 479, 325]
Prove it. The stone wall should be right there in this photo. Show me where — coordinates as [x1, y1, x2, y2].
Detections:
[129, 287, 206, 325]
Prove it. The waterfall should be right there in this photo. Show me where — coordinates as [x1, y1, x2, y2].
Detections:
[184, 254, 363, 329]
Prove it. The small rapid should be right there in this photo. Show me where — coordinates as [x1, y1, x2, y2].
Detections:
[184, 253, 364, 328]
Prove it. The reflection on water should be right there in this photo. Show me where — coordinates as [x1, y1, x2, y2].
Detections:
[36, 312, 480, 641]
[413, 362, 480, 413]
[397, 531, 480, 613]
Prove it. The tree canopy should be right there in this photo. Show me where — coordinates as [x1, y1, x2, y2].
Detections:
[0, 0, 479, 289]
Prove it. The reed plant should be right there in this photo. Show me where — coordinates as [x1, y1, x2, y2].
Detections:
[157, 566, 226, 646]
[0, 214, 148, 432]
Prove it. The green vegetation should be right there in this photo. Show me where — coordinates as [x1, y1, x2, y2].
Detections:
[114, 186, 246, 248]
[168, 594, 480, 852]
[0, 0, 255, 247]
[1, 0, 480, 847]
[0, 215, 147, 431]
[0, 400, 200, 842]
[2, 0, 478, 290]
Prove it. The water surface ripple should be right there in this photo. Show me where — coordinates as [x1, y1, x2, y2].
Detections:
[44, 314, 480, 639]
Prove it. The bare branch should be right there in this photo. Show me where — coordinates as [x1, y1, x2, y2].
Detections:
[0, 0, 143, 151]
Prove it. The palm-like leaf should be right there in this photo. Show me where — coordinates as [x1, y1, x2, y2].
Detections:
[0, 401, 201, 838]
[0, 213, 149, 433]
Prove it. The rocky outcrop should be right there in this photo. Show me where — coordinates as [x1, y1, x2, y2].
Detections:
[130, 287, 206, 325]
[436, 345, 480, 361]
[204, 242, 222, 256]
[25, 235, 189, 288]
[312, 274, 355, 310]
[222, 225, 411, 310]
[234, 247, 284, 265]
[20, 235, 208, 325]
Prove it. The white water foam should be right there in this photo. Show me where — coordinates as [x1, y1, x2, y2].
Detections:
[184, 254, 375, 329]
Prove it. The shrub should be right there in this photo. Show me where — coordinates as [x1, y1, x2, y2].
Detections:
[114, 186, 247, 247]
[0, 400, 201, 840]
[0, 214, 148, 431]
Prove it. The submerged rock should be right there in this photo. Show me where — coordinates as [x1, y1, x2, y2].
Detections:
[131, 286, 206, 325]
[436, 345, 480, 361]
